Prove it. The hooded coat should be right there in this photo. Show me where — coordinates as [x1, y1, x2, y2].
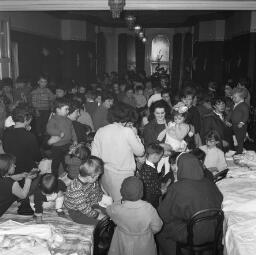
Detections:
[157, 153, 223, 255]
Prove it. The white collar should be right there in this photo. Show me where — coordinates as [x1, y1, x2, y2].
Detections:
[145, 159, 155, 168]
[213, 111, 224, 120]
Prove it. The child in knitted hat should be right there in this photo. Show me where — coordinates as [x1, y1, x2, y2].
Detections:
[106, 176, 163, 255]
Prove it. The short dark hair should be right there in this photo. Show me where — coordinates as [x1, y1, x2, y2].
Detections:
[211, 97, 225, 107]
[161, 89, 171, 96]
[102, 92, 114, 102]
[12, 104, 33, 123]
[53, 98, 70, 112]
[79, 156, 104, 177]
[146, 142, 164, 156]
[0, 154, 16, 177]
[205, 130, 221, 143]
[69, 100, 82, 114]
[39, 173, 58, 194]
[108, 102, 138, 124]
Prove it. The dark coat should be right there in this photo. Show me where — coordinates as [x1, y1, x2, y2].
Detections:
[202, 111, 233, 147]
[158, 153, 223, 247]
[230, 102, 249, 125]
[143, 120, 166, 146]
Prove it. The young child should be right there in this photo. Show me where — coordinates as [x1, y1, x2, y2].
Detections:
[32, 173, 67, 223]
[200, 130, 227, 173]
[106, 176, 163, 255]
[31, 75, 55, 137]
[230, 87, 249, 154]
[65, 143, 91, 179]
[137, 143, 171, 208]
[64, 156, 105, 224]
[0, 154, 37, 217]
[46, 98, 77, 177]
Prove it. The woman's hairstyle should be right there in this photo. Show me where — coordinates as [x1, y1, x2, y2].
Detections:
[53, 98, 70, 111]
[107, 102, 138, 124]
[70, 143, 91, 162]
[232, 87, 248, 99]
[12, 103, 33, 123]
[190, 148, 206, 162]
[79, 156, 104, 177]
[39, 173, 58, 194]
[146, 142, 164, 156]
[0, 154, 16, 177]
[148, 99, 171, 122]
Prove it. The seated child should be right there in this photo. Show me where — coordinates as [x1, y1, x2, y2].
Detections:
[106, 176, 163, 255]
[65, 143, 91, 179]
[32, 173, 67, 223]
[64, 156, 105, 225]
[0, 154, 37, 217]
[137, 143, 171, 208]
[200, 130, 227, 173]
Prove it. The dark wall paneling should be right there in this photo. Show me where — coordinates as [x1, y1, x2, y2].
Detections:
[192, 41, 224, 86]
[11, 30, 96, 85]
[118, 33, 127, 78]
[182, 32, 193, 85]
[135, 37, 145, 73]
[96, 32, 106, 76]
[171, 33, 182, 93]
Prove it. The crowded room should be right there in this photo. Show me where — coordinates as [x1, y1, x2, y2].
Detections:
[0, 1, 256, 254]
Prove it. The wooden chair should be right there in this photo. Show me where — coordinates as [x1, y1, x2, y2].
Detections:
[176, 208, 224, 255]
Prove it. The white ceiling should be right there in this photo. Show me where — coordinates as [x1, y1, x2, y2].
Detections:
[0, 0, 256, 11]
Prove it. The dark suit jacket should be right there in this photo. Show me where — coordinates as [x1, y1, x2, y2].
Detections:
[202, 111, 233, 146]
[230, 102, 249, 125]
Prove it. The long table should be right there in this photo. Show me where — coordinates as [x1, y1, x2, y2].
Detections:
[217, 158, 256, 255]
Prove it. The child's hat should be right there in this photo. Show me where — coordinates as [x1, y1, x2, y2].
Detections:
[120, 176, 143, 201]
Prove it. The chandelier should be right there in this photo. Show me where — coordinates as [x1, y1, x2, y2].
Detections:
[108, 0, 125, 19]
[125, 15, 136, 30]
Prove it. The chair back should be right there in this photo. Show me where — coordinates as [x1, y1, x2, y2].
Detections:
[187, 208, 224, 252]
[93, 216, 115, 255]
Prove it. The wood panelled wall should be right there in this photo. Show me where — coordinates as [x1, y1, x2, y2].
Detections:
[11, 30, 96, 85]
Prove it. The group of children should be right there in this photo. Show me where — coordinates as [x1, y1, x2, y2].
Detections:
[0, 72, 252, 255]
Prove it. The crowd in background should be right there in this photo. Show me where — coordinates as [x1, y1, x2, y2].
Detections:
[0, 70, 252, 255]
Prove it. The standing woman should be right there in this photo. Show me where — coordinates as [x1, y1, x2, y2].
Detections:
[143, 100, 171, 147]
[91, 102, 144, 201]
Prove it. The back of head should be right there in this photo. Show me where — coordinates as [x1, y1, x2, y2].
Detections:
[12, 103, 32, 123]
[146, 142, 164, 156]
[39, 173, 58, 194]
[0, 154, 16, 177]
[177, 153, 204, 181]
[107, 102, 138, 124]
[79, 156, 104, 178]
[120, 176, 143, 201]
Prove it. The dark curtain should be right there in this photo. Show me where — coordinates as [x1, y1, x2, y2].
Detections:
[96, 32, 106, 76]
[171, 33, 182, 93]
[182, 33, 193, 85]
[118, 33, 127, 78]
[135, 37, 145, 73]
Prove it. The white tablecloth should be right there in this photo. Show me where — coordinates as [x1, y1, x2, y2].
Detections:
[218, 162, 256, 255]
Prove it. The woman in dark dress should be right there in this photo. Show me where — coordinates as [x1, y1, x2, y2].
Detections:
[143, 99, 171, 146]
[157, 153, 223, 255]
[3, 104, 41, 215]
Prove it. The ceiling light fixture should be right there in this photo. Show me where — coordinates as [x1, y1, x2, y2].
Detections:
[138, 31, 144, 39]
[125, 15, 136, 30]
[108, 0, 125, 19]
[142, 37, 147, 43]
[134, 25, 142, 33]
